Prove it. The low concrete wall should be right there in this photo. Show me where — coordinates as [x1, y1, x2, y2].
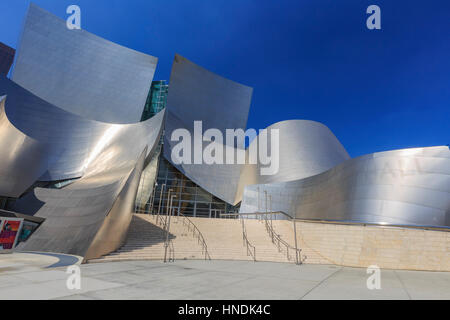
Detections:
[290, 221, 449, 271]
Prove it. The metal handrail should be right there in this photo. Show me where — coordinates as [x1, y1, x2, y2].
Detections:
[178, 212, 211, 260]
[259, 214, 303, 264]
[153, 211, 167, 229]
[237, 211, 303, 264]
[166, 238, 175, 262]
[152, 212, 175, 262]
[240, 218, 256, 262]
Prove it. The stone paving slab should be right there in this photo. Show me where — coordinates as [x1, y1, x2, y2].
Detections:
[1, 255, 449, 300]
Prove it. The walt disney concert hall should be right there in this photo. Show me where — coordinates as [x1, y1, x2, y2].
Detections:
[0, 4, 448, 270]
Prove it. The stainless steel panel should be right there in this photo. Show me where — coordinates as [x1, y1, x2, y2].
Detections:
[0, 3, 165, 258]
[84, 149, 148, 261]
[164, 55, 350, 205]
[240, 146, 450, 228]
[0, 95, 49, 197]
[163, 54, 253, 204]
[235, 120, 350, 203]
[12, 4, 157, 124]
[0, 77, 164, 183]
[18, 109, 165, 258]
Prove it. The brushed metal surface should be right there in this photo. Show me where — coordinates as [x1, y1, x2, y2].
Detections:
[0, 76, 163, 183]
[2, 2, 447, 258]
[163, 54, 253, 204]
[0, 95, 49, 198]
[12, 4, 157, 124]
[163, 55, 350, 205]
[84, 149, 147, 261]
[18, 109, 164, 257]
[235, 119, 350, 203]
[0, 3, 164, 259]
[240, 146, 450, 228]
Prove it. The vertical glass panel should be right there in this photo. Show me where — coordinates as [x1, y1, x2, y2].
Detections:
[142, 151, 240, 217]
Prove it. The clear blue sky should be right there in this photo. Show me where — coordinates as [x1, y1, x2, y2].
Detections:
[0, 0, 448, 157]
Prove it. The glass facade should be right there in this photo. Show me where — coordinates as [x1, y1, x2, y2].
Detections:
[140, 80, 169, 121]
[136, 153, 240, 218]
[136, 79, 239, 217]
[134, 143, 162, 213]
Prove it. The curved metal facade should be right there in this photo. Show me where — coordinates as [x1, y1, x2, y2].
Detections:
[18, 107, 164, 257]
[0, 76, 164, 182]
[0, 95, 49, 198]
[164, 54, 253, 204]
[0, 4, 164, 259]
[247, 120, 350, 184]
[163, 56, 350, 204]
[240, 146, 450, 228]
[0, 2, 447, 262]
[162, 55, 448, 228]
[12, 4, 157, 124]
[235, 120, 350, 203]
[1, 76, 165, 257]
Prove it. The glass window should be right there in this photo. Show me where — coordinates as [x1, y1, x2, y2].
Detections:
[137, 152, 240, 218]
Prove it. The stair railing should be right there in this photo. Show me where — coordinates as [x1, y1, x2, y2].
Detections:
[149, 199, 175, 263]
[166, 236, 175, 262]
[178, 212, 211, 260]
[240, 217, 256, 262]
[254, 212, 304, 265]
[222, 211, 304, 265]
[153, 210, 167, 229]
[163, 193, 177, 263]
[264, 216, 296, 262]
[152, 214, 175, 262]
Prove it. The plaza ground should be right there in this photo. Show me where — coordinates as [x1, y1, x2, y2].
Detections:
[0, 252, 449, 300]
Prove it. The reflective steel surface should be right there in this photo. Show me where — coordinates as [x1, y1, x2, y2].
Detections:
[163, 56, 350, 204]
[240, 146, 450, 228]
[235, 119, 350, 203]
[12, 4, 157, 124]
[0, 3, 164, 258]
[0, 76, 163, 182]
[0, 95, 49, 198]
[18, 110, 164, 258]
[164, 54, 253, 204]
[0, 2, 447, 261]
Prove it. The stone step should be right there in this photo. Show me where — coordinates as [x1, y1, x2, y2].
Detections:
[89, 214, 301, 264]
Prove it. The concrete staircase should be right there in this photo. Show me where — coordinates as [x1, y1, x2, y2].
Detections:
[89, 214, 207, 262]
[89, 214, 299, 264]
[189, 217, 289, 262]
[90, 215, 450, 271]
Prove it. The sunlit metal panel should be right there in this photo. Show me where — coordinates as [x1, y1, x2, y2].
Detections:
[240, 146, 450, 228]
[12, 4, 157, 123]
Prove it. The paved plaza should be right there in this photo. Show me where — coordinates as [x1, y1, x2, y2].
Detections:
[0, 252, 449, 300]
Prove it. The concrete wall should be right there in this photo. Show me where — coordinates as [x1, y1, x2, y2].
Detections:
[277, 220, 450, 271]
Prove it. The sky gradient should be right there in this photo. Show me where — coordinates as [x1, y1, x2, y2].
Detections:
[0, 0, 448, 157]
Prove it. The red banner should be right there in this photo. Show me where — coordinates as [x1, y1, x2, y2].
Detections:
[0, 219, 23, 250]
